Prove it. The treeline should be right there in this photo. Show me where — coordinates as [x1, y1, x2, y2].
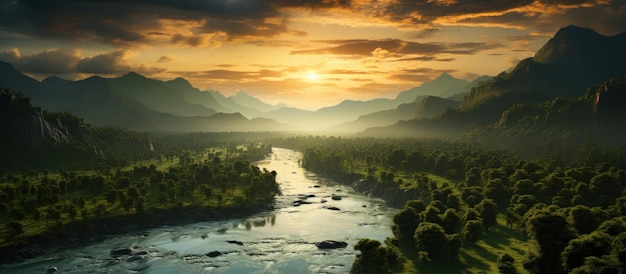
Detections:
[0, 138, 277, 258]
[295, 136, 626, 274]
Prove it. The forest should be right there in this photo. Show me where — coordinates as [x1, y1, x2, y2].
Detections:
[0, 129, 280, 263]
[286, 136, 626, 273]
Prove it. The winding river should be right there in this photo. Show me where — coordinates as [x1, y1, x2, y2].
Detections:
[1, 148, 397, 273]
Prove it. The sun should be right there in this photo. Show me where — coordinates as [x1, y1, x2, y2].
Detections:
[307, 71, 319, 81]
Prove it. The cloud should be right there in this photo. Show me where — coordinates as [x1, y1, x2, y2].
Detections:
[0, 0, 352, 46]
[76, 50, 135, 74]
[389, 68, 456, 82]
[158, 56, 173, 63]
[291, 39, 502, 56]
[169, 32, 227, 48]
[0, 48, 81, 74]
[0, 48, 165, 76]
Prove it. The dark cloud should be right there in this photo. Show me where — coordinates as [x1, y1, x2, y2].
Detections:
[0, 48, 80, 74]
[389, 56, 456, 62]
[383, 0, 535, 25]
[0, 0, 352, 46]
[76, 51, 134, 74]
[0, 48, 164, 76]
[291, 39, 502, 56]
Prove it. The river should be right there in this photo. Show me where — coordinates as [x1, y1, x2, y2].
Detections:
[0, 148, 396, 273]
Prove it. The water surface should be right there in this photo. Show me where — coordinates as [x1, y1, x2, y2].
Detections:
[1, 148, 396, 273]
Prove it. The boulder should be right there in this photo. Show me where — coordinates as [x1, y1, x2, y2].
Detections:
[226, 240, 244, 246]
[47, 267, 58, 274]
[110, 247, 133, 256]
[313, 185, 321, 188]
[327, 207, 340, 211]
[331, 195, 342, 201]
[315, 240, 348, 249]
[206, 251, 222, 257]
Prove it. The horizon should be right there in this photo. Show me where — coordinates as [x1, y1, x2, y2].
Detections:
[0, 1, 625, 110]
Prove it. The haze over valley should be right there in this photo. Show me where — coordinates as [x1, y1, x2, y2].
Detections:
[2, 1, 626, 273]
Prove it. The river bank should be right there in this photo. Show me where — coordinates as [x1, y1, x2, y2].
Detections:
[0, 204, 273, 264]
[1, 148, 396, 273]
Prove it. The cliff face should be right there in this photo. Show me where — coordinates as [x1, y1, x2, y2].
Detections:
[0, 88, 93, 146]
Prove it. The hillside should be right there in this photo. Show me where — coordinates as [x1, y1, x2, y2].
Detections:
[360, 25, 626, 139]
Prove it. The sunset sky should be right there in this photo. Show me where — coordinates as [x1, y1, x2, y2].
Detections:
[1, 0, 625, 110]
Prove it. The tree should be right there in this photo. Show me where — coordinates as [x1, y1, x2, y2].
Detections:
[463, 220, 484, 243]
[441, 208, 462, 234]
[477, 199, 498, 230]
[524, 210, 576, 274]
[414, 222, 450, 261]
[350, 238, 399, 274]
[497, 254, 519, 274]
[561, 231, 612, 272]
[392, 207, 422, 243]
[568, 205, 600, 235]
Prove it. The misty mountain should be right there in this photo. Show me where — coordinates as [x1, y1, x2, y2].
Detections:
[326, 74, 484, 132]
[164, 77, 233, 114]
[263, 73, 474, 130]
[0, 62, 290, 132]
[231, 91, 286, 113]
[110, 72, 217, 117]
[328, 95, 460, 132]
[360, 25, 626, 138]
[394, 72, 469, 104]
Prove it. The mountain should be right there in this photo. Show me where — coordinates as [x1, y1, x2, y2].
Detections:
[0, 87, 92, 146]
[164, 77, 232, 114]
[360, 25, 626, 138]
[326, 74, 485, 132]
[110, 72, 217, 117]
[395, 72, 469, 104]
[231, 91, 286, 113]
[0, 62, 290, 132]
[460, 25, 626, 114]
[414, 96, 460, 119]
[328, 95, 459, 132]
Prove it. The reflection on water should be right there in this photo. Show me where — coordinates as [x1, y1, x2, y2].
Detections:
[0, 148, 396, 274]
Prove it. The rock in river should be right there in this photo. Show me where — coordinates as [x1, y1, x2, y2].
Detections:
[110, 247, 134, 256]
[226, 240, 244, 246]
[206, 251, 223, 257]
[326, 206, 340, 211]
[315, 240, 348, 249]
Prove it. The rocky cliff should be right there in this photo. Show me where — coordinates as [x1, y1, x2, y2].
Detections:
[0, 88, 93, 146]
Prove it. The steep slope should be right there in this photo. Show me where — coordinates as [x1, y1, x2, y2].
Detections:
[0, 88, 93, 146]
[360, 25, 626, 138]
[414, 96, 460, 119]
[460, 25, 626, 113]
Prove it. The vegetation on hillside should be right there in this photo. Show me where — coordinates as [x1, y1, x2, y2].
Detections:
[291, 136, 626, 274]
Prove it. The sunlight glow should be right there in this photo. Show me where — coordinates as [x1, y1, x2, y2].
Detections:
[307, 71, 319, 81]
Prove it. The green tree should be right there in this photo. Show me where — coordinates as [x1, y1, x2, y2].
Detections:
[477, 199, 498, 230]
[350, 238, 399, 274]
[463, 220, 484, 243]
[414, 222, 450, 261]
[392, 207, 422, 243]
[524, 210, 576, 274]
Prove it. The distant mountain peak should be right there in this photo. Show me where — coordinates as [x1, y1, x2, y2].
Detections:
[166, 77, 194, 89]
[121, 71, 146, 80]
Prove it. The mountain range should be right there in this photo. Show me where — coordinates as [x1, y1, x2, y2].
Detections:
[0, 60, 476, 132]
[1, 25, 623, 138]
[361, 25, 626, 139]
